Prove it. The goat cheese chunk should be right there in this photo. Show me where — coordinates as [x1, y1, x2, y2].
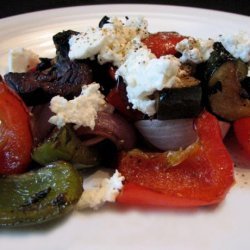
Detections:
[77, 170, 125, 210]
[218, 32, 250, 62]
[8, 48, 40, 73]
[69, 27, 107, 60]
[49, 83, 106, 130]
[69, 16, 149, 66]
[176, 37, 214, 64]
[116, 47, 180, 116]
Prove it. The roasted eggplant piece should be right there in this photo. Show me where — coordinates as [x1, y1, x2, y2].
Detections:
[0, 161, 82, 226]
[4, 30, 92, 106]
[53, 30, 79, 59]
[32, 125, 100, 169]
[156, 84, 202, 120]
[205, 42, 250, 121]
[99, 16, 110, 28]
[4, 59, 93, 106]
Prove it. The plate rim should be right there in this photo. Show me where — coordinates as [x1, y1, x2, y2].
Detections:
[1, 3, 250, 22]
[1, 5, 250, 250]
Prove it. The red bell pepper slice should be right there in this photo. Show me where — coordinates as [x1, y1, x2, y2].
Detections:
[234, 117, 250, 156]
[0, 82, 32, 175]
[142, 32, 185, 58]
[117, 111, 234, 207]
[106, 82, 143, 122]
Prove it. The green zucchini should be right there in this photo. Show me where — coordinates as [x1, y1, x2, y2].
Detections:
[156, 85, 202, 120]
[32, 125, 100, 169]
[205, 42, 250, 121]
[0, 161, 83, 226]
[205, 42, 235, 81]
[207, 61, 250, 121]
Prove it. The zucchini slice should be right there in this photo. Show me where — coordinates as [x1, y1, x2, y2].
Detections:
[205, 43, 250, 121]
[207, 61, 250, 121]
[156, 85, 202, 120]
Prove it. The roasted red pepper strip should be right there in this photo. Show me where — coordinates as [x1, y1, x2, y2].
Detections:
[0, 82, 32, 175]
[142, 32, 185, 58]
[234, 117, 250, 156]
[106, 82, 143, 122]
[117, 111, 234, 207]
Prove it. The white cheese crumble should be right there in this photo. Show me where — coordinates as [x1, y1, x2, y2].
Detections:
[8, 48, 40, 73]
[69, 27, 108, 60]
[69, 16, 149, 67]
[77, 170, 125, 210]
[48, 83, 106, 130]
[218, 32, 250, 62]
[175, 37, 214, 64]
[116, 47, 180, 116]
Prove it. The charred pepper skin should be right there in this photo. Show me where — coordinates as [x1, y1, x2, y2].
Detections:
[0, 161, 83, 226]
[32, 125, 100, 169]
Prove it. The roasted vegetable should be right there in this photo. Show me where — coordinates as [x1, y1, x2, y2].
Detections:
[4, 59, 93, 106]
[206, 53, 250, 121]
[0, 82, 32, 175]
[4, 30, 92, 106]
[0, 161, 83, 226]
[30, 102, 55, 146]
[99, 16, 110, 28]
[205, 42, 235, 80]
[117, 111, 234, 207]
[142, 32, 185, 57]
[53, 30, 79, 59]
[240, 77, 250, 99]
[156, 84, 202, 120]
[32, 125, 100, 169]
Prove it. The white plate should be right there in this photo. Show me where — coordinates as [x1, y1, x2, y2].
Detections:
[0, 4, 250, 250]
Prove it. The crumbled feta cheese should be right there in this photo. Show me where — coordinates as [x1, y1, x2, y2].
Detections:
[218, 32, 250, 62]
[176, 37, 214, 64]
[69, 16, 149, 66]
[77, 170, 125, 210]
[49, 83, 106, 129]
[8, 48, 40, 73]
[69, 27, 108, 60]
[116, 47, 180, 116]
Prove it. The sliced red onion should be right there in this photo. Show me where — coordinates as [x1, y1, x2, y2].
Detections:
[135, 119, 197, 151]
[80, 135, 106, 147]
[77, 112, 136, 150]
[30, 102, 54, 146]
[135, 119, 230, 151]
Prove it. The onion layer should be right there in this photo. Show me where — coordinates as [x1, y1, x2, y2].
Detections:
[30, 102, 54, 146]
[135, 119, 230, 151]
[77, 112, 136, 150]
[135, 119, 197, 151]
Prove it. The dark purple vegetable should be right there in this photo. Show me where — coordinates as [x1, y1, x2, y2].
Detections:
[29, 102, 55, 147]
[76, 112, 137, 150]
[53, 30, 79, 59]
[99, 16, 110, 28]
[4, 59, 93, 106]
[4, 30, 93, 106]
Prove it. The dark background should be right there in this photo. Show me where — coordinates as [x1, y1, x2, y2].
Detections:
[1, 0, 249, 19]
